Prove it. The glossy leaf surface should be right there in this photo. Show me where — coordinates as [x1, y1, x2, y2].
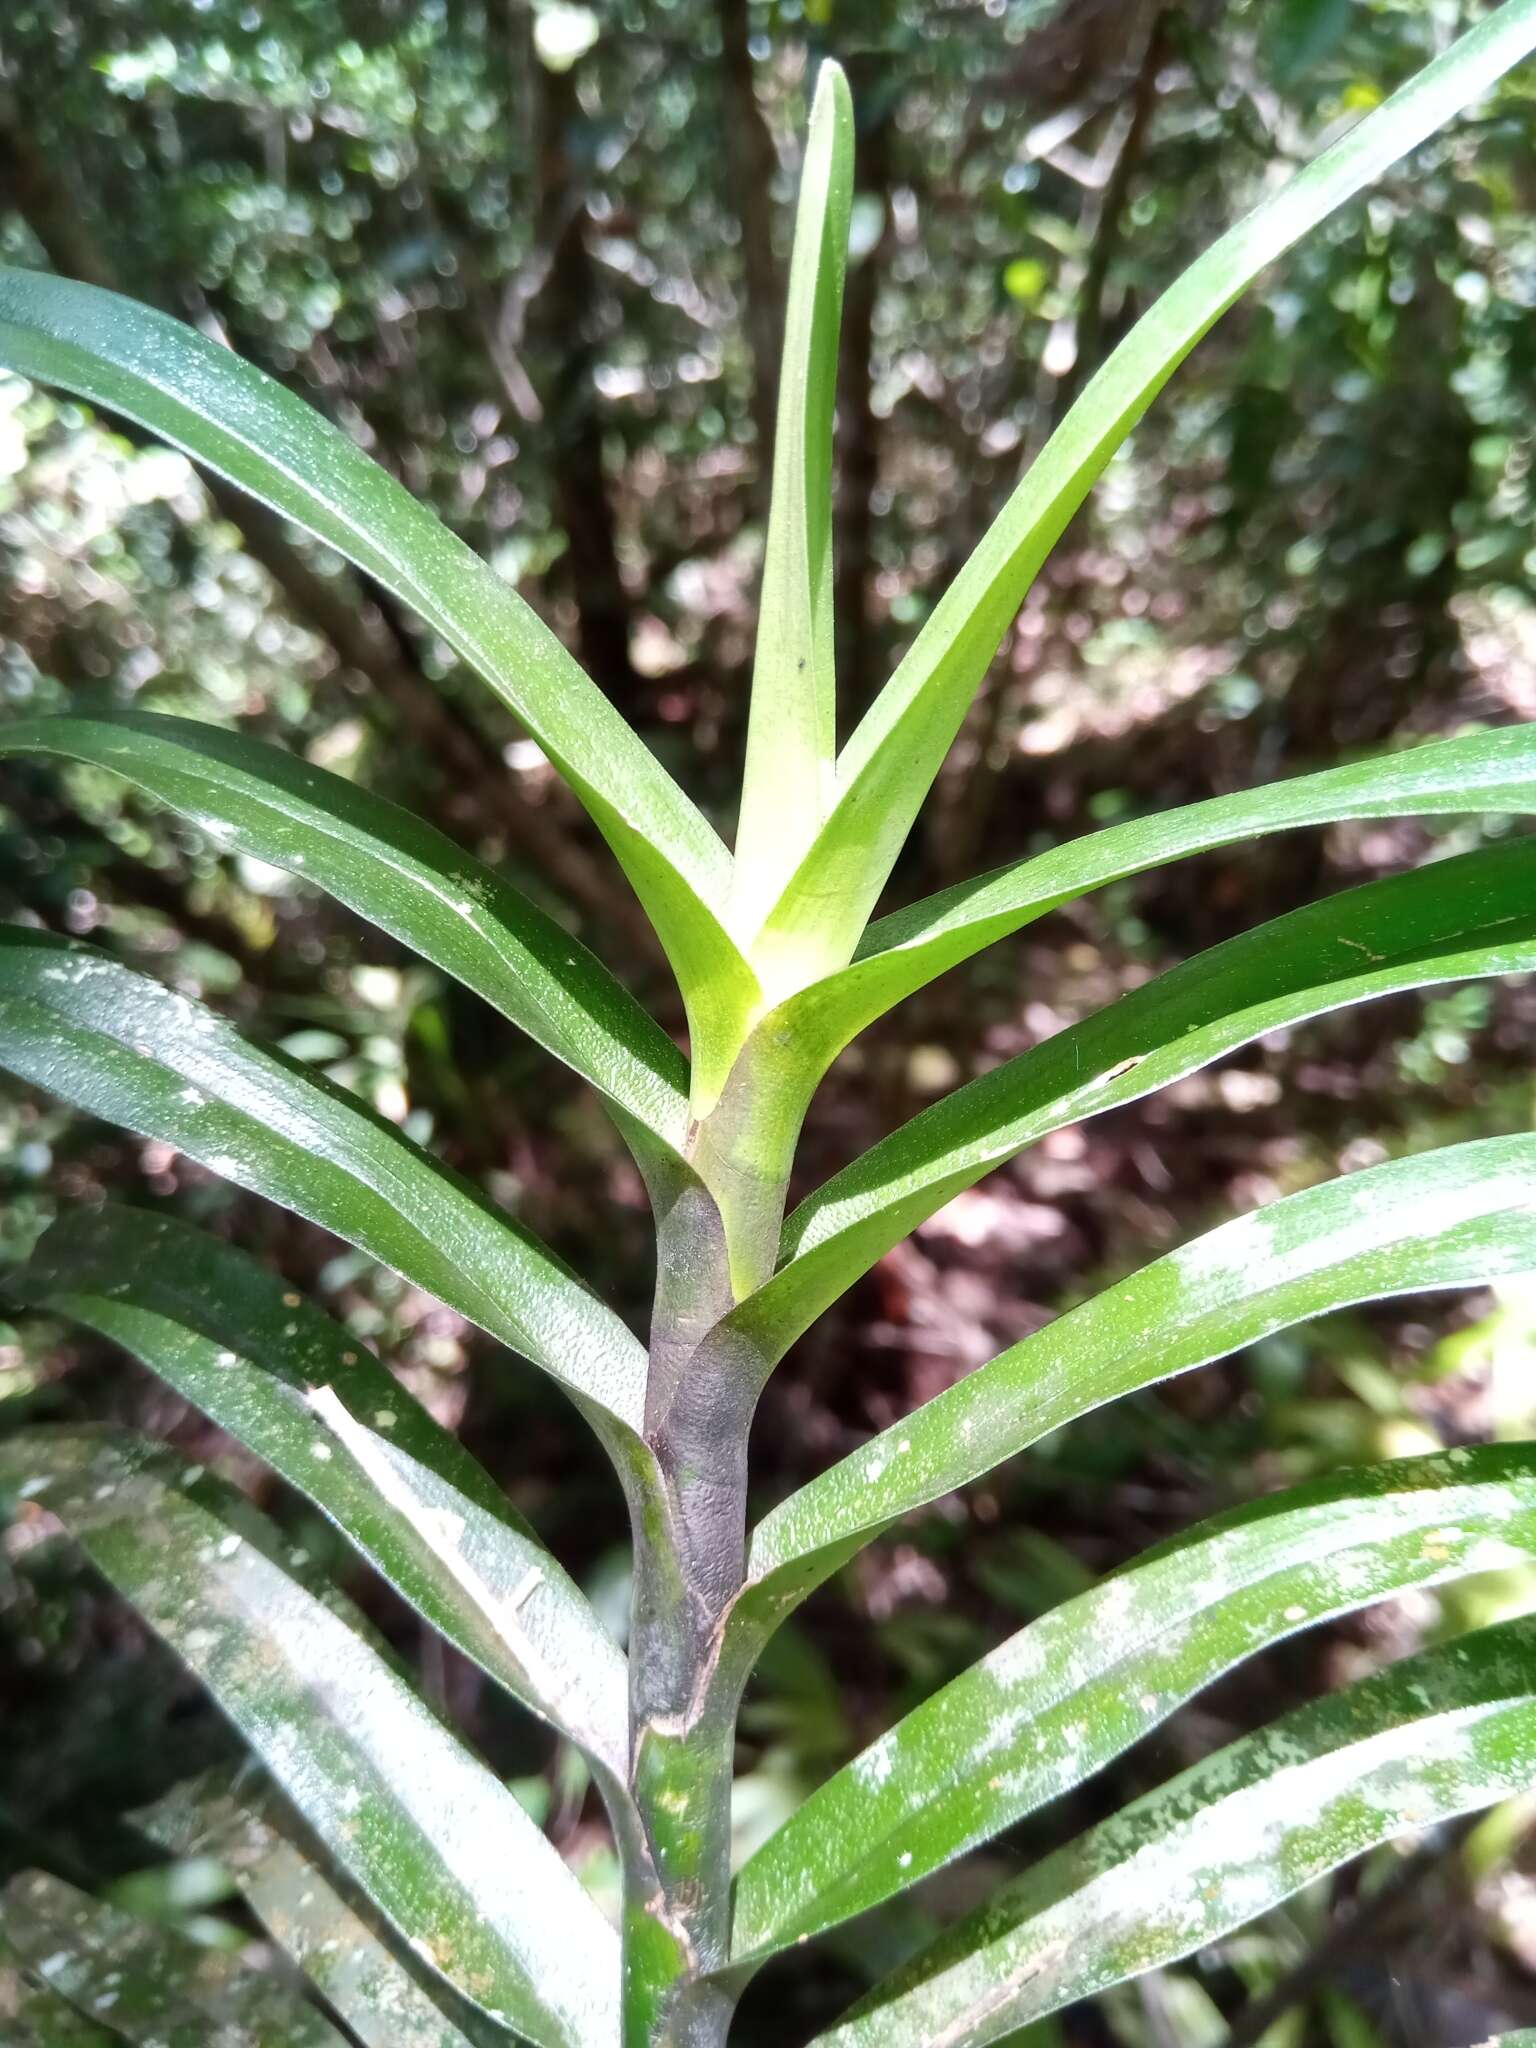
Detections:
[734, 1443, 1536, 1962]
[138, 1774, 502, 2048]
[772, 725, 1536, 1072]
[741, 1135, 1536, 1636]
[746, 1, 1536, 997]
[0, 927, 647, 1431]
[0, 265, 760, 1103]
[816, 1617, 1536, 2045]
[731, 838, 1536, 1369]
[1, 1869, 347, 2047]
[0, 1431, 619, 2047]
[0, 712, 689, 1156]
[732, 59, 853, 945]
[13, 1206, 628, 1783]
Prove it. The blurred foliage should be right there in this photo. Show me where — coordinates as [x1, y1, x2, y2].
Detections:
[3, 0, 1536, 2040]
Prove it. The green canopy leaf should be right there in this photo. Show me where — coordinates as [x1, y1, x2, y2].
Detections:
[0, 1432, 619, 2048]
[814, 1616, 1536, 2045]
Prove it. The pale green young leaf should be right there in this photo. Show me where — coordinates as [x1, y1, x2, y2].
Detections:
[814, 1617, 1536, 2045]
[0, 267, 761, 1101]
[0, 712, 689, 1161]
[738, 1136, 1536, 1643]
[0, 1432, 619, 2048]
[733, 1443, 1536, 1963]
[12, 1206, 629, 1790]
[733, 59, 854, 946]
[721, 838, 1536, 1372]
[690, 727, 1536, 1261]
[137, 1773, 504, 2048]
[0, 928, 647, 1433]
[1, 1868, 349, 2048]
[746, 1, 1536, 999]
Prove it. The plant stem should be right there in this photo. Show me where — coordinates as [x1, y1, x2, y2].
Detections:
[622, 1168, 759, 2046]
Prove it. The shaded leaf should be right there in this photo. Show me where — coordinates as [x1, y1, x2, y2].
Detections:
[138, 1773, 504, 2048]
[1, 1869, 345, 2046]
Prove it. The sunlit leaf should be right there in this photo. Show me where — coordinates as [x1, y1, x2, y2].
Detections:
[0, 712, 689, 1162]
[725, 838, 1536, 1371]
[12, 1206, 629, 1788]
[745, 2, 1536, 999]
[0, 928, 647, 1434]
[816, 1616, 1536, 2045]
[0, 266, 760, 1105]
[735, 1135, 1536, 1651]
[733, 1443, 1536, 1962]
[0, 1432, 619, 2047]
[732, 59, 853, 949]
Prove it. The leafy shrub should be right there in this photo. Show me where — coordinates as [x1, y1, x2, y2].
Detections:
[3, 10, 1536, 2044]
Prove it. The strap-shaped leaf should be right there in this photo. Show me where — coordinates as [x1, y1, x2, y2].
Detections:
[738, 1135, 1536, 1646]
[1, 1869, 349, 2046]
[732, 59, 853, 947]
[12, 1205, 629, 1788]
[744, 1, 1536, 999]
[814, 1615, 1536, 2046]
[726, 837, 1536, 1371]
[0, 266, 760, 1105]
[0, 927, 647, 1433]
[767, 724, 1536, 1078]
[0, 1431, 619, 2048]
[733, 1443, 1536, 1964]
[137, 1773, 500, 2048]
[0, 712, 689, 1159]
